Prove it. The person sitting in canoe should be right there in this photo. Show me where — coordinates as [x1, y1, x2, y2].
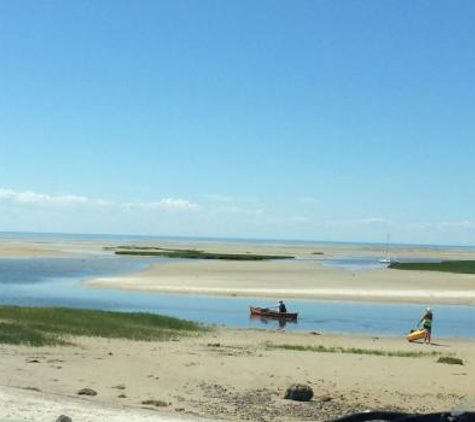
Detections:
[276, 300, 287, 313]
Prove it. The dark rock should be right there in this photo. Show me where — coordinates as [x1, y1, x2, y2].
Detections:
[142, 399, 168, 407]
[24, 386, 41, 392]
[284, 384, 314, 401]
[77, 388, 97, 396]
[56, 416, 72, 422]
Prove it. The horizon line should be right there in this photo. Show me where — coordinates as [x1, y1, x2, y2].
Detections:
[1, 230, 474, 250]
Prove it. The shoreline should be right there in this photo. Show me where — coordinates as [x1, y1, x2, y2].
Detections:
[85, 258, 475, 306]
[1, 327, 473, 421]
[1, 234, 474, 421]
[85, 277, 475, 306]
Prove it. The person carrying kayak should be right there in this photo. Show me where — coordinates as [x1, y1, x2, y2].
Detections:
[419, 307, 433, 344]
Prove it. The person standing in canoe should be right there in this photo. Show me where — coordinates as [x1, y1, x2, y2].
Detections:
[276, 300, 287, 313]
[419, 307, 433, 344]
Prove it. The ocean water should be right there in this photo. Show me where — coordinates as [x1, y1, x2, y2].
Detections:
[321, 256, 388, 270]
[0, 256, 474, 338]
[2, 230, 475, 251]
[321, 256, 443, 271]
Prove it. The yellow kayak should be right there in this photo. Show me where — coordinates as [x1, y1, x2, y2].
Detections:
[406, 328, 426, 342]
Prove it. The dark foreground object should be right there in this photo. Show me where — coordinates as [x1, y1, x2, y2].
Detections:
[331, 411, 475, 422]
[284, 384, 314, 401]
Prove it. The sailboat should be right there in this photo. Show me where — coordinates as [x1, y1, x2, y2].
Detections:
[379, 234, 392, 264]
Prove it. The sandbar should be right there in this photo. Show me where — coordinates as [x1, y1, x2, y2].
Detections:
[84, 240, 475, 305]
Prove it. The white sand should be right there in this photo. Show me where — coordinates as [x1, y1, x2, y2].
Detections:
[87, 258, 475, 305]
[0, 385, 215, 422]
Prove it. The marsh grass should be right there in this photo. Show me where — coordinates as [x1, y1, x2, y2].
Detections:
[0, 322, 69, 346]
[114, 248, 293, 260]
[437, 356, 464, 365]
[0, 305, 208, 347]
[266, 343, 444, 358]
[389, 260, 475, 274]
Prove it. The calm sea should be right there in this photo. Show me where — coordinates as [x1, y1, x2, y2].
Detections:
[0, 255, 474, 338]
[2, 230, 475, 251]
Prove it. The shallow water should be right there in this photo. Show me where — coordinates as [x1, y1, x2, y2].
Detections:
[321, 256, 387, 270]
[0, 257, 473, 338]
[321, 255, 443, 270]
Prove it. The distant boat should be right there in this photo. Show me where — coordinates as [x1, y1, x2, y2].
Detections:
[379, 234, 392, 264]
[249, 306, 298, 320]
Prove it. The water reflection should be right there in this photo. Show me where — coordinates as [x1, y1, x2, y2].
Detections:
[249, 314, 298, 329]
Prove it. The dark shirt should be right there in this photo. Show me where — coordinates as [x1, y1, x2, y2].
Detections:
[279, 303, 287, 313]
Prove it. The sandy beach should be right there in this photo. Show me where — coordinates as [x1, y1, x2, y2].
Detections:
[1, 235, 475, 420]
[1, 328, 474, 421]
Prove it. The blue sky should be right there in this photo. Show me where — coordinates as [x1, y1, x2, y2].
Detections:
[1, 1, 474, 245]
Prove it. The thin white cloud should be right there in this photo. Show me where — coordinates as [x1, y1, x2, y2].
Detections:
[0, 188, 91, 206]
[0, 187, 198, 212]
[354, 217, 391, 226]
[436, 220, 475, 230]
[258, 215, 391, 228]
[122, 198, 199, 212]
[408, 220, 475, 231]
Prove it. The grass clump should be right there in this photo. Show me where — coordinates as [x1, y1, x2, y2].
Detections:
[0, 322, 69, 347]
[389, 260, 475, 274]
[0, 305, 208, 347]
[437, 356, 464, 365]
[266, 343, 444, 358]
[114, 248, 293, 261]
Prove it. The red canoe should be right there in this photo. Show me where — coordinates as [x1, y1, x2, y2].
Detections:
[249, 306, 298, 320]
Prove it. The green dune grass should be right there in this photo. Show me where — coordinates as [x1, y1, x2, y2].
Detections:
[0, 305, 208, 347]
[389, 260, 475, 274]
[266, 343, 445, 358]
